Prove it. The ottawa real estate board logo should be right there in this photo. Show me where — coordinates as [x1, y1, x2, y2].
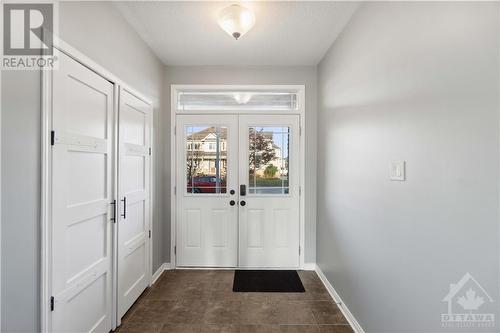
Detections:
[441, 273, 495, 329]
[2, 2, 57, 69]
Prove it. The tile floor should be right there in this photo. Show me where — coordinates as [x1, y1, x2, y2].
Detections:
[116, 270, 354, 333]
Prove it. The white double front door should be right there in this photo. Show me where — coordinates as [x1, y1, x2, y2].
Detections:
[176, 114, 300, 268]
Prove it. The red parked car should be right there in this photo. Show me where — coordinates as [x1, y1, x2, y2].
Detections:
[187, 176, 227, 193]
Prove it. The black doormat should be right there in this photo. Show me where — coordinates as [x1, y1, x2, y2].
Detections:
[233, 270, 305, 292]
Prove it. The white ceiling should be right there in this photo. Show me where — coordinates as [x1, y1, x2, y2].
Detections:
[115, 1, 359, 66]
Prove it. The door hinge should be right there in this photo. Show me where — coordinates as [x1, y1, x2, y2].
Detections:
[299, 186, 301, 196]
[299, 246, 301, 256]
[50, 130, 55, 146]
[174, 186, 176, 195]
[148, 230, 151, 238]
[149, 147, 152, 156]
[50, 296, 55, 311]
[299, 126, 302, 136]
[174, 246, 177, 255]
[174, 126, 176, 136]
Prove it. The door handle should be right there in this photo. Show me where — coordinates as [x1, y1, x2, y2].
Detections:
[110, 200, 117, 223]
[230, 200, 236, 206]
[240, 200, 246, 207]
[121, 197, 127, 219]
[240, 184, 246, 196]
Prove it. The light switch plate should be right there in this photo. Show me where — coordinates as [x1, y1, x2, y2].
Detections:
[390, 160, 405, 181]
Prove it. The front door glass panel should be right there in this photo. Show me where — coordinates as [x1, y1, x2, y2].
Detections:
[248, 126, 290, 195]
[186, 125, 228, 194]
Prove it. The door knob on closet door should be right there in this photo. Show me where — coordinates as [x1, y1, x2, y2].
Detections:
[230, 200, 236, 206]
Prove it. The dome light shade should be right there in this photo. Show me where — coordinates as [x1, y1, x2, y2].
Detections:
[218, 4, 256, 40]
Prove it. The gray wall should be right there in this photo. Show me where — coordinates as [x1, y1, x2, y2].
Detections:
[1, 2, 166, 331]
[317, 2, 500, 333]
[1, 70, 41, 333]
[163, 66, 318, 264]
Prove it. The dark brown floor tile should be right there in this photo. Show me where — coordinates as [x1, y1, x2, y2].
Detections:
[212, 270, 235, 283]
[180, 282, 213, 299]
[265, 287, 329, 302]
[148, 283, 185, 300]
[212, 279, 234, 291]
[279, 325, 321, 333]
[129, 300, 174, 323]
[118, 321, 163, 333]
[160, 324, 201, 333]
[298, 271, 322, 286]
[175, 270, 217, 284]
[318, 325, 354, 333]
[201, 324, 239, 333]
[269, 292, 317, 302]
[240, 301, 279, 324]
[203, 300, 242, 324]
[277, 301, 316, 324]
[211, 289, 245, 301]
[238, 324, 280, 333]
[305, 288, 331, 301]
[166, 300, 208, 324]
[121, 270, 354, 333]
[150, 281, 212, 300]
[242, 292, 272, 301]
[309, 302, 348, 325]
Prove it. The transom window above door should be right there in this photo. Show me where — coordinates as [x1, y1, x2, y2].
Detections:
[176, 88, 300, 112]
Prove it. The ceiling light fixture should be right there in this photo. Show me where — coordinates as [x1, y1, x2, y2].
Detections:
[218, 4, 256, 40]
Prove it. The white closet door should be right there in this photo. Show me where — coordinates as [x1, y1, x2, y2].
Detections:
[51, 51, 114, 333]
[117, 89, 152, 319]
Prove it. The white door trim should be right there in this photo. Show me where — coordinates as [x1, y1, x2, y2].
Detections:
[170, 84, 306, 270]
[41, 37, 154, 333]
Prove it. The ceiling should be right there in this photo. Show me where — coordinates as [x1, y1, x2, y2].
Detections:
[115, 1, 359, 66]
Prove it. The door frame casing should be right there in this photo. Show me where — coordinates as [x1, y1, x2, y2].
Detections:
[41, 37, 154, 332]
[170, 84, 306, 269]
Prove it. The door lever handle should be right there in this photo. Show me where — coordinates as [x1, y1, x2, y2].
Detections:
[121, 197, 127, 219]
[110, 200, 117, 223]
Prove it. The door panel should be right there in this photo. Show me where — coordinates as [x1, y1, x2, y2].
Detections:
[238, 115, 300, 268]
[51, 51, 113, 333]
[117, 89, 152, 319]
[176, 115, 238, 267]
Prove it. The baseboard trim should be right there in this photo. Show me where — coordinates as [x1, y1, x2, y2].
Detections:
[315, 265, 365, 333]
[151, 263, 172, 285]
[302, 263, 317, 271]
